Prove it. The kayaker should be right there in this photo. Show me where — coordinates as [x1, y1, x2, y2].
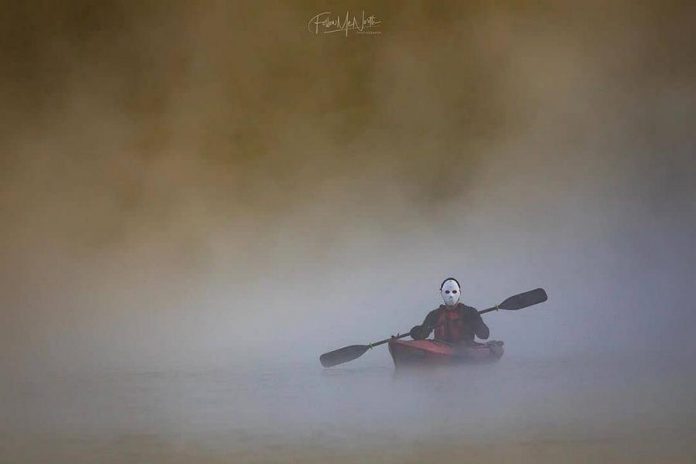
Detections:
[410, 278, 490, 345]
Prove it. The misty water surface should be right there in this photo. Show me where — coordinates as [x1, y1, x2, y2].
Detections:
[3, 352, 695, 463]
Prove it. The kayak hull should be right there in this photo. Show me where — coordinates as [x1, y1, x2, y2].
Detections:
[388, 338, 504, 368]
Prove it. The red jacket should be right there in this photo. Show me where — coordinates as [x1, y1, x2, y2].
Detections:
[420, 303, 489, 344]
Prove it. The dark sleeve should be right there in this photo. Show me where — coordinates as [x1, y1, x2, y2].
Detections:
[468, 308, 490, 340]
[420, 309, 439, 337]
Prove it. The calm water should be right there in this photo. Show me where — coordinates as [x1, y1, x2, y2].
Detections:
[2, 353, 695, 463]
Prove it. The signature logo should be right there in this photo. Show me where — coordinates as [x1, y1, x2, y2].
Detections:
[307, 11, 382, 36]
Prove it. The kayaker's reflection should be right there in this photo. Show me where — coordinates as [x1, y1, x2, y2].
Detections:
[409, 277, 490, 345]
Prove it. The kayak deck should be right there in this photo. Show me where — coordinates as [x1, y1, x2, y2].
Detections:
[388, 338, 504, 368]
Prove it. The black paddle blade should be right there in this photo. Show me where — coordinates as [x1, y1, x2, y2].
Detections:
[498, 288, 548, 310]
[320, 344, 370, 368]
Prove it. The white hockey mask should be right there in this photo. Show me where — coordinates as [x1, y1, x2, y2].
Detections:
[440, 279, 461, 306]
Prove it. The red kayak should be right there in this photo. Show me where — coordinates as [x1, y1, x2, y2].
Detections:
[388, 338, 504, 368]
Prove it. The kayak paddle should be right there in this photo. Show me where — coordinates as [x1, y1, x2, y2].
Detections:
[319, 287, 548, 368]
[477, 287, 548, 314]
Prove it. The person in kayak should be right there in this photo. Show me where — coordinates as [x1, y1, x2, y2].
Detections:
[409, 277, 489, 345]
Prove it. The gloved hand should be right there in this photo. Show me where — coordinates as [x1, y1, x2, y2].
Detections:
[410, 325, 427, 340]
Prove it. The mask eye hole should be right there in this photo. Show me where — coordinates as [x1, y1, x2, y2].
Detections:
[444, 290, 450, 294]
[452, 290, 458, 294]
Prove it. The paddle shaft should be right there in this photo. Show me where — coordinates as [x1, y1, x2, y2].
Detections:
[364, 305, 498, 349]
[478, 305, 499, 315]
[366, 333, 409, 349]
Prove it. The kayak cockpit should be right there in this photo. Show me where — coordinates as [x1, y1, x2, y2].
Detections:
[388, 338, 504, 368]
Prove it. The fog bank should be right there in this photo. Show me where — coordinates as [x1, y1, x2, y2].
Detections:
[1, 1, 695, 372]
